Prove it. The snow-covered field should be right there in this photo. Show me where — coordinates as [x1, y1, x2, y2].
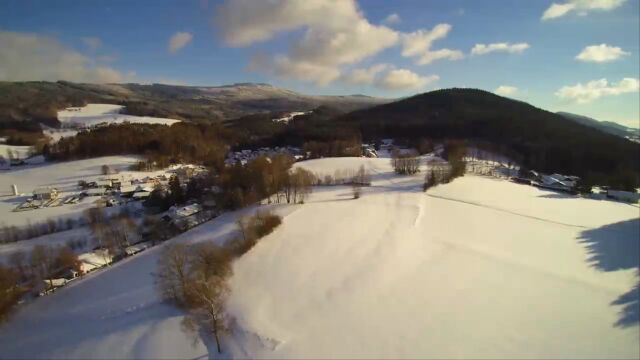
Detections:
[57, 104, 180, 127]
[0, 156, 148, 227]
[0, 157, 638, 359]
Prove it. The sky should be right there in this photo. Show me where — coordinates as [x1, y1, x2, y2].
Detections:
[0, 0, 638, 127]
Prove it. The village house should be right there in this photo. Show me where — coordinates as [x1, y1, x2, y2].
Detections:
[33, 187, 59, 201]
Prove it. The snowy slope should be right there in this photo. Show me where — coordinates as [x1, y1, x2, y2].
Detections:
[0, 157, 638, 359]
[57, 104, 180, 127]
[0, 204, 299, 359]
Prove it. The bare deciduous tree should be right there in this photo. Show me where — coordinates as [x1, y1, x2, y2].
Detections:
[0, 264, 24, 322]
[8, 251, 28, 282]
[30, 245, 53, 290]
[157, 243, 192, 306]
[182, 271, 230, 354]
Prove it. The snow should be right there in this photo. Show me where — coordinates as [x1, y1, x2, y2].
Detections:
[57, 104, 180, 128]
[0, 155, 161, 227]
[272, 111, 309, 124]
[0, 156, 638, 359]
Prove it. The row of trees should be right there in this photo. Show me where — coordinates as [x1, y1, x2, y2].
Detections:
[45, 123, 231, 172]
[391, 150, 421, 175]
[217, 155, 315, 209]
[423, 142, 467, 190]
[302, 139, 362, 159]
[157, 211, 283, 354]
[1, 217, 80, 243]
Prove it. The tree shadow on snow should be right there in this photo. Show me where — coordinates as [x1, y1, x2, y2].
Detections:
[579, 218, 640, 328]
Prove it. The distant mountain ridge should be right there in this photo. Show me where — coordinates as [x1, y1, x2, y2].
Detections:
[0, 81, 391, 126]
[557, 111, 639, 141]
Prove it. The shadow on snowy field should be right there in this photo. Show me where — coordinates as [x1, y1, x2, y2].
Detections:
[579, 218, 640, 328]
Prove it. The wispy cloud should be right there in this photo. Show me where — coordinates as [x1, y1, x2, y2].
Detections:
[471, 42, 530, 55]
[81, 36, 102, 50]
[382, 13, 401, 25]
[168, 32, 193, 54]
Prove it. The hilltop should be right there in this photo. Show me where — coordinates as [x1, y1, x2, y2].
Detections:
[335, 88, 640, 188]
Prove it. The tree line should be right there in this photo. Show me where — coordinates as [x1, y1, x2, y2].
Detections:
[423, 141, 467, 190]
[216, 154, 315, 209]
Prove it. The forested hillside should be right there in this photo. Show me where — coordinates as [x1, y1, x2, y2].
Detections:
[0, 81, 389, 126]
[336, 88, 640, 189]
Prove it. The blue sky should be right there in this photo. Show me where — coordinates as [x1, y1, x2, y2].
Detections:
[0, 0, 638, 127]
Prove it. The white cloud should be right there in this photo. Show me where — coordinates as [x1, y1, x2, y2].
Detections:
[417, 48, 464, 65]
[289, 20, 398, 66]
[401, 24, 451, 57]
[216, 0, 366, 46]
[575, 43, 630, 62]
[471, 42, 530, 55]
[216, 1, 460, 84]
[341, 64, 389, 85]
[383, 13, 401, 25]
[81, 37, 101, 50]
[248, 54, 341, 85]
[494, 85, 518, 96]
[218, 0, 399, 85]
[555, 77, 639, 103]
[401, 24, 464, 66]
[542, 0, 627, 20]
[168, 32, 193, 54]
[0, 30, 132, 83]
[375, 69, 438, 90]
